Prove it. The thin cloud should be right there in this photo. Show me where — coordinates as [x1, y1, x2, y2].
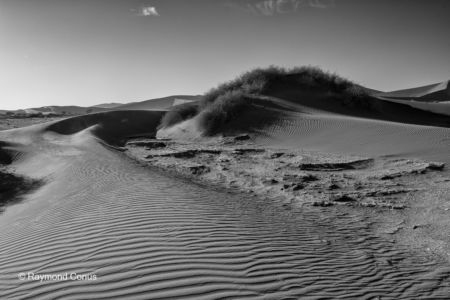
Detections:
[226, 0, 335, 16]
[138, 6, 160, 17]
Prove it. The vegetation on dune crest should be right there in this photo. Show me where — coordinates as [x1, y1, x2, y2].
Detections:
[159, 66, 369, 135]
[159, 102, 199, 129]
[200, 65, 367, 109]
[197, 91, 255, 136]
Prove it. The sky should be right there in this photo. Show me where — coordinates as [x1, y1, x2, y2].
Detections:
[1, 0, 449, 110]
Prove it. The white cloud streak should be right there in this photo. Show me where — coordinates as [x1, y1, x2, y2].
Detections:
[227, 0, 335, 16]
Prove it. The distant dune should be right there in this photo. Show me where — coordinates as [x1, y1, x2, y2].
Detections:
[1, 105, 108, 117]
[377, 80, 450, 102]
[112, 95, 201, 111]
[29, 105, 109, 115]
[374, 81, 450, 116]
[90, 102, 123, 109]
[1, 95, 200, 117]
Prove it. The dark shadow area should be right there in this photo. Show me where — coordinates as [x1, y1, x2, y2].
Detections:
[0, 141, 13, 165]
[376, 81, 449, 102]
[46, 110, 166, 146]
[0, 142, 42, 212]
[266, 82, 450, 128]
[0, 170, 43, 213]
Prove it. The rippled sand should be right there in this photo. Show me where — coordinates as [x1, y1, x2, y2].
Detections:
[0, 113, 450, 299]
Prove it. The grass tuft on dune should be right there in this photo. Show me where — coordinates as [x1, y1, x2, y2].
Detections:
[197, 91, 257, 136]
[159, 102, 199, 129]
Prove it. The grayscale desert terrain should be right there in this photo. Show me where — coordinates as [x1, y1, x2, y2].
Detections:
[1, 70, 450, 299]
[2, 1, 450, 299]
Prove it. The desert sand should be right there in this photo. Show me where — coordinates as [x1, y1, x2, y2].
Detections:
[377, 80, 449, 102]
[1, 80, 450, 298]
[0, 116, 65, 131]
[374, 81, 450, 116]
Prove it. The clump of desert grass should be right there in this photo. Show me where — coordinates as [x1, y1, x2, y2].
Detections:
[197, 90, 256, 136]
[160, 65, 368, 135]
[159, 102, 199, 129]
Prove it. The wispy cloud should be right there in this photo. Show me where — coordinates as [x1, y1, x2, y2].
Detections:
[226, 0, 335, 16]
[137, 6, 160, 17]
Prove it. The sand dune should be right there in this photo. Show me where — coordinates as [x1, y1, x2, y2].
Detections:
[377, 80, 450, 102]
[113, 95, 200, 111]
[253, 91, 450, 163]
[1, 110, 450, 298]
[44, 110, 165, 146]
[29, 105, 109, 115]
[254, 107, 450, 164]
[264, 85, 450, 128]
[373, 81, 450, 116]
[159, 93, 450, 164]
[2, 95, 199, 117]
[91, 103, 123, 109]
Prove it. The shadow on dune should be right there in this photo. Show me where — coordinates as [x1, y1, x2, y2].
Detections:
[376, 80, 450, 102]
[0, 171, 43, 212]
[209, 97, 297, 136]
[265, 79, 450, 128]
[0, 141, 13, 165]
[45, 110, 165, 146]
[0, 142, 43, 212]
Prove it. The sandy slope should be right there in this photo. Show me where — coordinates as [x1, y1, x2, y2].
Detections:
[377, 80, 450, 102]
[374, 81, 450, 115]
[0, 117, 65, 131]
[254, 108, 450, 164]
[91, 103, 123, 109]
[2, 95, 199, 117]
[1, 111, 450, 298]
[113, 95, 200, 111]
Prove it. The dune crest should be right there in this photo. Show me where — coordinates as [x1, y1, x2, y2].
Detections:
[377, 80, 450, 102]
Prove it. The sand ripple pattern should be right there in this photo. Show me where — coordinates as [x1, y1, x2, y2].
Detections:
[0, 136, 450, 299]
[258, 113, 450, 163]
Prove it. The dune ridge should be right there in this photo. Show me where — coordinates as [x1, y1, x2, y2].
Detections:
[377, 80, 450, 102]
[113, 95, 201, 111]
